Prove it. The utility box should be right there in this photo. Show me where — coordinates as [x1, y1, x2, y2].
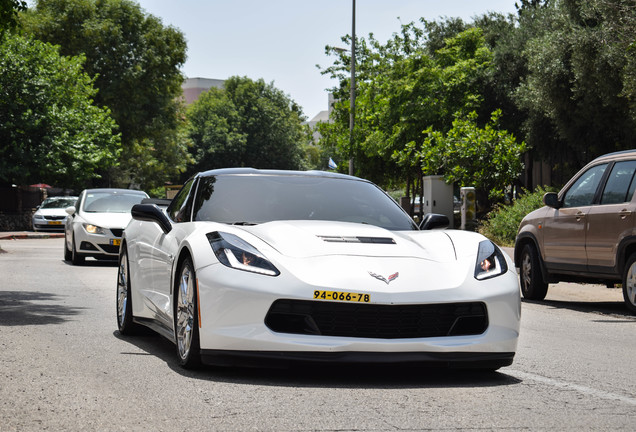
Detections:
[422, 175, 454, 228]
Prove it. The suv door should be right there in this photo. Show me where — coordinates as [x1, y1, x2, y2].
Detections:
[586, 160, 636, 272]
[542, 163, 608, 271]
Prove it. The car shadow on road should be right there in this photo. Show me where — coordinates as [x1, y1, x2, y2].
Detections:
[522, 298, 636, 320]
[62, 258, 118, 267]
[0, 291, 86, 326]
[113, 330, 522, 389]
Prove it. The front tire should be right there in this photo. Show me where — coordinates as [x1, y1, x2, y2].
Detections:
[71, 233, 85, 265]
[116, 247, 140, 334]
[621, 254, 636, 314]
[175, 257, 201, 369]
[64, 233, 72, 261]
[520, 244, 549, 300]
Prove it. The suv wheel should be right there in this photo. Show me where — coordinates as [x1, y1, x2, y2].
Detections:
[520, 244, 549, 300]
[621, 254, 636, 314]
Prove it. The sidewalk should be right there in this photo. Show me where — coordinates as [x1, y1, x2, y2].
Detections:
[0, 231, 65, 240]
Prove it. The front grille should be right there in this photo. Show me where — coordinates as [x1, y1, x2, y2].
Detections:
[110, 228, 124, 237]
[44, 216, 65, 221]
[99, 244, 120, 254]
[265, 300, 488, 339]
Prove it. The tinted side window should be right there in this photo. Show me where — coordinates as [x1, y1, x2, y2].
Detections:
[600, 160, 636, 205]
[563, 164, 607, 208]
[168, 179, 196, 222]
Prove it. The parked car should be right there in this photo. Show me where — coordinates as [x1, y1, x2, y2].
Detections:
[32, 196, 78, 231]
[515, 149, 636, 313]
[64, 188, 148, 264]
[117, 168, 520, 370]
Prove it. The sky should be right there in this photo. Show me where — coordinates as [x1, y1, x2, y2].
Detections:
[134, 0, 520, 120]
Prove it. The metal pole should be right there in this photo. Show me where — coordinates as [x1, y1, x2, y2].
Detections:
[349, 0, 356, 176]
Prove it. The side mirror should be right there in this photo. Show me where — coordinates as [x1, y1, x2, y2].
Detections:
[419, 213, 450, 230]
[131, 204, 172, 234]
[65, 206, 76, 216]
[543, 192, 561, 209]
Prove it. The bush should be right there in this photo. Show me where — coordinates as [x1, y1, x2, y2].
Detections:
[479, 186, 556, 246]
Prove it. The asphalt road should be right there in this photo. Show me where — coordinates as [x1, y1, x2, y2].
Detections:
[1, 238, 635, 431]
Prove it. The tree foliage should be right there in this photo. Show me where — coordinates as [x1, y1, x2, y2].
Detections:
[319, 24, 526, 205]
[20, 0, 189, 190]
[0, 34, 120, 188]
[186, 76, 310, 177]
[0, 0, 25, 36]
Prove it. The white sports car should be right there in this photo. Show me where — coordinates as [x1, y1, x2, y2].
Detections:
[117, 169, 520, 370]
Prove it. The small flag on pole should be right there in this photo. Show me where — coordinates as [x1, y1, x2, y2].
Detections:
[328, 157, 338, 170]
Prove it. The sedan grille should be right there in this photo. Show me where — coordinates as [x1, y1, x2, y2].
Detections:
[265, 299, 488, 339]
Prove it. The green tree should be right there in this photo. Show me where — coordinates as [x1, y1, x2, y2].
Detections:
[186, 76, 310, 176]
[0, 0, 25, 36]
[419, 110, 527, 202]
[0, 34, 120, 189]
[514, 0, 636, 183]
[20, 0, 189, 190]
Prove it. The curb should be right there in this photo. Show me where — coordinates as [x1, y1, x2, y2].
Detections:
[0, 232, 65, 240]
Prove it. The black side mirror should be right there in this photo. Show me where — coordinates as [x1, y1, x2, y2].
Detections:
[419, 213, 450, 230]
[131, 204, 172, 234]
[543, 192, 562, 209]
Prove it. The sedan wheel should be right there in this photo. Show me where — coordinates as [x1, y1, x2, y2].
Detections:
[175, 257, 201, 368]
[520, 244, 548, 300]
[64, 234, 72, 261]
[621, 254, 636, 314]
[71, 233, 85, 265]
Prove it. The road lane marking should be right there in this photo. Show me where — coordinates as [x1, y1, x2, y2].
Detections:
[507, 369, 636, 406]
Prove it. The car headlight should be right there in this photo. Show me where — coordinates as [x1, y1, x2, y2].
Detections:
[207, 232, 280, 276]
[33, 214, 44, 220]
[83, 223, 104, 234]
[474, 240, 508, 280]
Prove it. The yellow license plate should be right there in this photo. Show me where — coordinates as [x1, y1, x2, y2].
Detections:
[110, 239, 121, 246]
[48, 221, 62, 225]
[313, 290, 370, 303]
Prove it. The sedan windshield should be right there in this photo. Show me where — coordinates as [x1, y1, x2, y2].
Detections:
[82, 192, 146, 213]
[192, 174, 417, 231]
[40, 197, 77, 209]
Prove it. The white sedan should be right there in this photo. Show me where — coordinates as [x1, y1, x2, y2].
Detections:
[64, 188, 148, 264]
[117, 169, 520, 370]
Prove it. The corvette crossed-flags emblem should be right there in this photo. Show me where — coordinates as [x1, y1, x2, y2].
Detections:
[368, 271, 399, 284]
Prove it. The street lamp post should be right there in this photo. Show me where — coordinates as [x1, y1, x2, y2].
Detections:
[349, 0, 356, 176]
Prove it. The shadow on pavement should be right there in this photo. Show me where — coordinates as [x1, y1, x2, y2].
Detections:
[0, 291, 86, 326]
[522, 298, 636, 320]
[114, 330, 522, 389]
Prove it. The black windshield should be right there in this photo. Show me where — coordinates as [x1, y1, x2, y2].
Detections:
[192, 174, 417, 231]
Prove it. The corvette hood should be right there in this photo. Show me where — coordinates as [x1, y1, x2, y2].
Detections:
[240, 220, 457, 262]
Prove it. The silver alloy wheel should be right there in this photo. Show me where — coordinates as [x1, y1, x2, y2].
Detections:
[521, 251, 532, 290]
[117, 251, 129, 327]
[626, 261, 636, 308]
[176, 263, 195, 361]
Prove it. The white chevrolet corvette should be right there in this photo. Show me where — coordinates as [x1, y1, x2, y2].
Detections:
[117, 169, 520, 370]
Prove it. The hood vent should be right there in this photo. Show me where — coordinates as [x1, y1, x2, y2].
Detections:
[317, 235, 396, 244]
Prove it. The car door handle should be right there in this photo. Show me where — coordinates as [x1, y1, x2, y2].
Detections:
[576, 211, 586, 221]
[619, 209, 632, 219]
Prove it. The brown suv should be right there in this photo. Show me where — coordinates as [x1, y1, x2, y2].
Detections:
[515, 149, 636, 313]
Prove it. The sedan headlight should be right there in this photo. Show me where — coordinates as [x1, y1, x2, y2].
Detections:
[474, 240, 508, 280]
[207, 232, 280, 276]
[83, 223, 104, 234]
